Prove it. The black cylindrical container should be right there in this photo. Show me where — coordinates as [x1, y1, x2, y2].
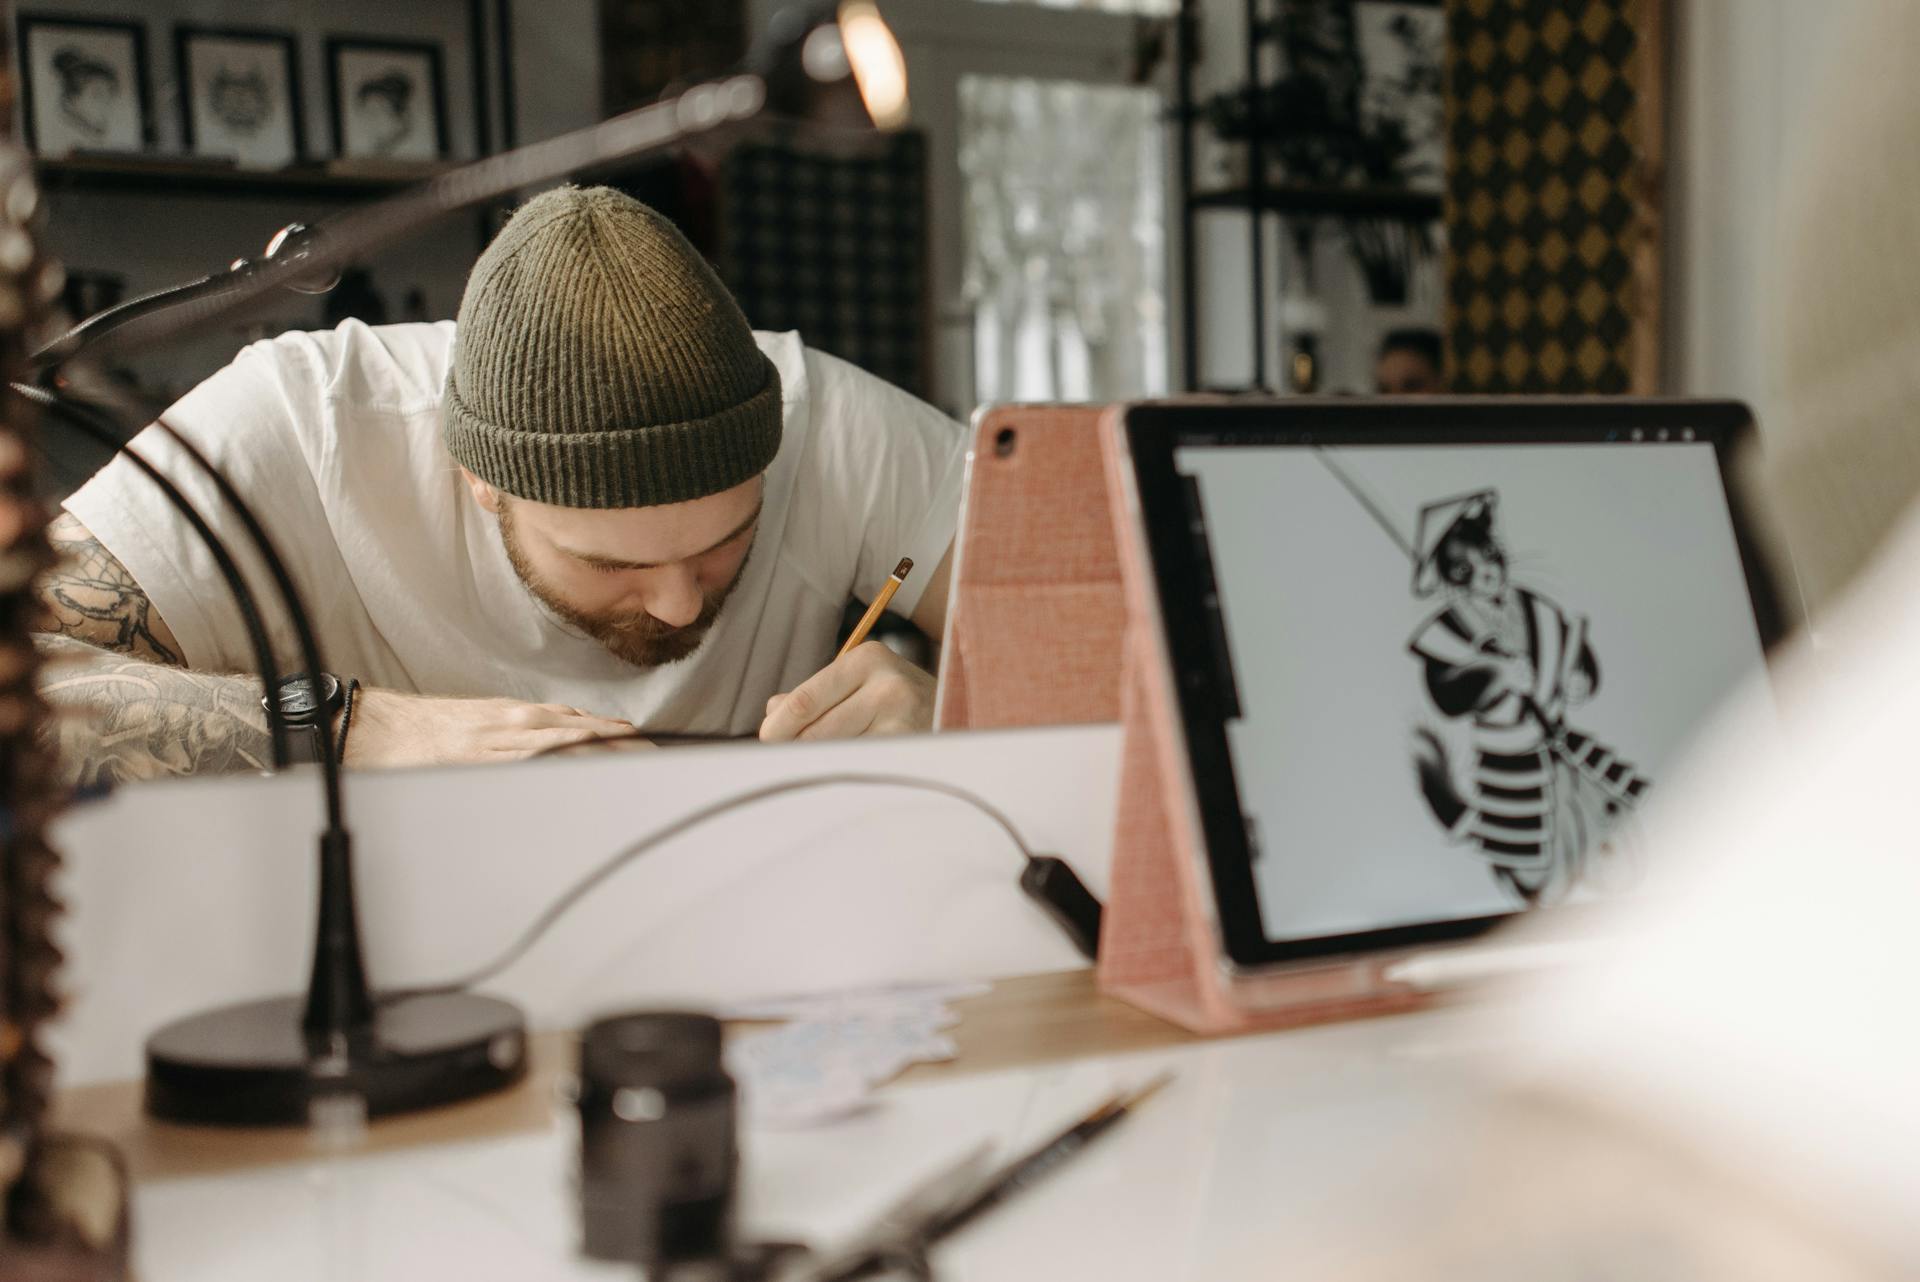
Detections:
[576, 1012, 737, 1270]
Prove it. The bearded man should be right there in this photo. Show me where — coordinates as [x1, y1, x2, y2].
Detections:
[34, 186, 962, 783]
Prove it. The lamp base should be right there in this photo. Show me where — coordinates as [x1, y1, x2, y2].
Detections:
[145, 992, 528, 1127]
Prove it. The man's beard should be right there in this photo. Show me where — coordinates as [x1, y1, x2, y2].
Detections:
[498, 504, 748, 668]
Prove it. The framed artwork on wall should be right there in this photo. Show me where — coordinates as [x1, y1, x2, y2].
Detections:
[326, 37, 448, 162]
[176, 26, 303, 170]
[16, 13, 152, 156]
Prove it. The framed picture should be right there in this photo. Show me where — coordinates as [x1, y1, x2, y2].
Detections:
[175, 26, 303, 170]
[326, 38, 448, 162]
[1355, 0, 1445, 193]
[16, 14, 152, 156]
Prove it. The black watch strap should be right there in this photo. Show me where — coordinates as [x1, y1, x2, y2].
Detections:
[263, 673, 344, 766]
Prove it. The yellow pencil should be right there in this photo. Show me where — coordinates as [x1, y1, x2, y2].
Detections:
[836, 557, 913, 659]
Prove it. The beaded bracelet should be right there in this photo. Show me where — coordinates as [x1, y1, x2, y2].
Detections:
[335, 677, 362, 765]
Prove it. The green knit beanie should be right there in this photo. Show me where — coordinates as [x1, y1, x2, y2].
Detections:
[443, 185, 782, 509]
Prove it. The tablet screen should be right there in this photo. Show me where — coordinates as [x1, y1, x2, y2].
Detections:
[1172, 436, 1772, 945]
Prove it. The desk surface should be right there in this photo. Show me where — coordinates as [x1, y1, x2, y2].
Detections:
[54, 971, 1496, 1281]
[49, 970, 1198, 1183]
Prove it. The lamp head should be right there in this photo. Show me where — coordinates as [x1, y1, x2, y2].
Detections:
[264, 223, 343, 296]
[758, 0, 908, 130]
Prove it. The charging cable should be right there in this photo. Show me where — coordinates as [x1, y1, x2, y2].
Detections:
[385, 772, 1103, 1006]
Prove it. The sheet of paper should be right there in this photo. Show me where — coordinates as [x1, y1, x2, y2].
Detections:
[723, 982, 989, 1126]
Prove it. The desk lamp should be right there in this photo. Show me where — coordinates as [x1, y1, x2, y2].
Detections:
[30, 1, 907, 1127]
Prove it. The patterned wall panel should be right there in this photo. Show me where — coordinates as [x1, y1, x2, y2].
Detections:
[599, 0, 747, 115]
[719, 131, 930, 399]
[1443, 0, 1665, 394]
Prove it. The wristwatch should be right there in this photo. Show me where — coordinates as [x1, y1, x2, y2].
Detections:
[263, 672, 344, 766]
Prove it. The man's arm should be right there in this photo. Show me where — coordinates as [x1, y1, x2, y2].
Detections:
[38, 512, 186, 665]
[906, 542, 954, 651]
[33, 516, 640, 782]
[31, 514, 272, 787]
[35, 633, 271, 789]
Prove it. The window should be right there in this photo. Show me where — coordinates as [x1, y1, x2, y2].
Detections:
[959, 74, 1169, 403]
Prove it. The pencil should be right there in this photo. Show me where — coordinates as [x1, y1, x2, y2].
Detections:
[924, 1072, 1175, 1243]
[835, 556, 913, 659]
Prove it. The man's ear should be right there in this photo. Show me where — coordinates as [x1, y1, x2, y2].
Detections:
[460, 467, 503, 514]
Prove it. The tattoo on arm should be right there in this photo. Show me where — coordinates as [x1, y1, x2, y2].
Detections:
[34, 633, 268, 790]
[38, 512, 183, 665]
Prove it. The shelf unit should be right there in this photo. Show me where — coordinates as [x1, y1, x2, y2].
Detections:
[28, 0, 512, 202]
[33, 156, 450, 202]
[1173, 0, 1444, 392]
[1187, 182, 1440, 221]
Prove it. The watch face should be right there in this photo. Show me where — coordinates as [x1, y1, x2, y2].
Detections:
[273, 673, 339, 719]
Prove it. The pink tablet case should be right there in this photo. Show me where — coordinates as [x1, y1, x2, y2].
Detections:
[1092, 404, 1437, 1034]
[936, 405, 1128, 730]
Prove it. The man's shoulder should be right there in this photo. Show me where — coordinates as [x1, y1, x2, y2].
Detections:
[242, 319, 455, 410]
[755, 330, 959, 436]
[752, 329, 810, 409]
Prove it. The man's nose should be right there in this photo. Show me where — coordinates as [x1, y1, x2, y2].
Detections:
[639, 565, 703, 628]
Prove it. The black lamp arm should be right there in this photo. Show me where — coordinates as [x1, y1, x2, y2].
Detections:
[31, 225, 339, 375]
[35, 80, 766, 376]
[13, 383, 291, 770]
[31, 273, 241, 375]
[57, 370, 371, 1037]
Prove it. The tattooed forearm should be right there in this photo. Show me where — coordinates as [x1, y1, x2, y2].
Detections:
[34, 633, 268, 789]
[37, 511, 183, 665]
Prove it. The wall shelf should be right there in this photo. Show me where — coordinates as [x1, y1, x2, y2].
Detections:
[33, 156, 448, 201]
[1188, 182, 1442, 222]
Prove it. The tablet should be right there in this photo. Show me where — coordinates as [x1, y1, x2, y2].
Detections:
[1111, 399, 1785, 969]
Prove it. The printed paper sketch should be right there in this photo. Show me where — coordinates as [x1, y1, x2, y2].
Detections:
[23, 22, 147, 156]
[354, 73, 414, 155]
[1404, 490, 1649, 904]
[331, 43, 444, 162]
[55, 47, 120, 141]
[211, 68, 271, 133]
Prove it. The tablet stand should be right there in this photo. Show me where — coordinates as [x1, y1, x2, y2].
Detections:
[941, 581, 1127, 728]
[936, 405, 1128, 730]
[1093, 413, 1435, 1035]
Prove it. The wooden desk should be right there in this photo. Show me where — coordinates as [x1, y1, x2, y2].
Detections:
[50, 970, 1201, 1185]
[90, 975, 1480, 1282]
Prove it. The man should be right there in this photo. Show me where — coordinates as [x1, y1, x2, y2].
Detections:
[1373, 327, 1444, 395]
[35, 185, 963, 784]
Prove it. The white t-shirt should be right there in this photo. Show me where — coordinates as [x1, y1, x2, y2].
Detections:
[64, 321, 966, 734]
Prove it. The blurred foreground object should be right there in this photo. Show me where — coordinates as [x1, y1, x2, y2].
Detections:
[1291, 7, 1920, 1266]
[1762, 1, 1920, 622]
[1299, 508, 1920, 1278]
[0, 42, 131, 1282]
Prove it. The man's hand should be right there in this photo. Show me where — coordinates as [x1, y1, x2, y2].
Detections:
[345, 689, 636, 768]
[759, 641, 934, 742]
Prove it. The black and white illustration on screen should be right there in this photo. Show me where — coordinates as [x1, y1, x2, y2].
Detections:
[1404, 490, 1650, 904]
